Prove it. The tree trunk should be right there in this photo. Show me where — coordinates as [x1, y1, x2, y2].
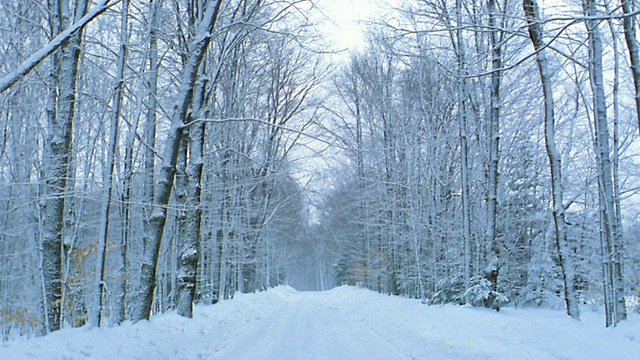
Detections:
[455, 0, 472, 290]
[176, 71, 207, 318]
[585, 0, 626, 326]
[40, 0, 88, 333]
[620, 0, 640, 138]
[119, 0, 161, 322]
[133, 0, 224, 322]
[92, 0, 129, 327]
[484, 0, 502, 308]
[175, 131, 189, 310]
[523, 0, 580, 320]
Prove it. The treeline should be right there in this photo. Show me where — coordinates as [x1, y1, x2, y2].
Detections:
[0, 0, 324, 338]
[1, 0, 640, 339]
[317, 0, 640, 326]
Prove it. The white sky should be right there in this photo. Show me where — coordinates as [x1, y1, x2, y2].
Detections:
[287, 0, 386, 204]
[317, 0, 380, 52]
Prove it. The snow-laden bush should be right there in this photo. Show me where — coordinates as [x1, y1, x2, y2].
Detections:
[514, 283, 565, 309]
[429, 275, 466, 305]
[429, 275, 509, 310]
[463, 278, 509, 310]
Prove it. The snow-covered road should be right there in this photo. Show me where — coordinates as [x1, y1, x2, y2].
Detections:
[217, 287, 640, 360]
[216, 290, 407, 359]
[2, 286, 639, 359]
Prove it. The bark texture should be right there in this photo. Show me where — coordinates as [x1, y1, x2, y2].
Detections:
[41, 0, 88, 333]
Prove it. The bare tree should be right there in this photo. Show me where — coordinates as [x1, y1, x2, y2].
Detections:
[175, 14, 208, 316]
[92, 0, 129, 328]
[484, 0, 504, 309]
[454, 0, 473, 291]
[523, 0, 580, 320]
[584, 0, 627, 326]
[133, 0, 224, 322]
[39, 0, 90, 333]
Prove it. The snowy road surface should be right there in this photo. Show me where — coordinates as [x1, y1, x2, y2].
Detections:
[1, 286, 639, 359]
[215, 290, 409, 360]
[213, 287, 639, 359]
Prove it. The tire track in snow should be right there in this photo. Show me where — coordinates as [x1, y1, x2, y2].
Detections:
[214, 290, 412, 360]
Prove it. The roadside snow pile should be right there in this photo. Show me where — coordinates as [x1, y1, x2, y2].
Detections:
[0, 288, 289, 360]
[1, 286, 638, 359]
[323, 286, 640, 359]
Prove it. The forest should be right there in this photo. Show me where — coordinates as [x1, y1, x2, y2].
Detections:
[0, 0, 639, 339]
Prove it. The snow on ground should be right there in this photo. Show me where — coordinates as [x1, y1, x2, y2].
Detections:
[1, 286, 639, 359]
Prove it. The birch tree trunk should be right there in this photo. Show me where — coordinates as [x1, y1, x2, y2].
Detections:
[144, 0, 160, 204]
[133, 0, 223, 322]
[585, 0, 627, 326]
[40, 0, 88, 333]
[456, 0, 473, 291]
[523, 0, 580, 320]
[611, 36, 627, 330]
[484, 0, 502, 308]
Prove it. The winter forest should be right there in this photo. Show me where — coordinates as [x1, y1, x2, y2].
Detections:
[0, 0, 639, 341]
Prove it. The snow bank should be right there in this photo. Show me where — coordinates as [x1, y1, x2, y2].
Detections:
[324, 286, 640, 359]
[1, 286, 638, 359]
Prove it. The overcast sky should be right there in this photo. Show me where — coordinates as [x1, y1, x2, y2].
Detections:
[315, 0, 387, 52]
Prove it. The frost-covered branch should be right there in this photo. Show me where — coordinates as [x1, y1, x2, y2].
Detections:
[0, 0, 118, 93]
